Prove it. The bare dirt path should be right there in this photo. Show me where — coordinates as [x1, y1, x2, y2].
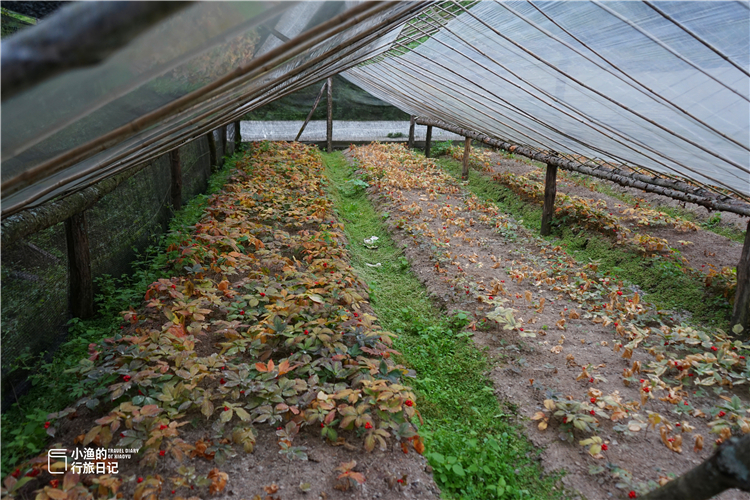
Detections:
[347, 143, 749, 500]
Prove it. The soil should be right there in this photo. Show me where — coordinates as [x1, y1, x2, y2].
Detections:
[344, 147, 748, 500]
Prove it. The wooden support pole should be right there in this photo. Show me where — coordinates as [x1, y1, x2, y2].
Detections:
[732, 220, 750, 336]
[413, 117, 750, 217]
[169, 149, 182, 211]
[641, 434, 750, 500]
[541, 163, 558, 236]
[326, 76, 333, 153]
[65, 211, 94, 319]
[425, 125, 433, 158]
[220, 124, 227, 162]
[295, 81, 327, 142]
[408, 115, 416, 149]
[234, 120, 242, 153]
[206, 130, 217, 172]
[461, 137, 471, 179]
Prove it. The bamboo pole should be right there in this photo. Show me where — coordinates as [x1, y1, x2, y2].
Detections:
[732, 220, 750, 336]
[1, 2, 190, 101]
[1, 1, 391, 198]
[425, 124, 433, 157]
[326, 77, 333, 153]
[295, 81, 327, 142]
[541, 163, 558, 236]
[1, 2, 424, 219]
[65, 211, 94, 319]
[461, 137, 471, 179]
[414, 117, 750, 217]
[169, 149, 182, 210]
[408, 115, 416, 149]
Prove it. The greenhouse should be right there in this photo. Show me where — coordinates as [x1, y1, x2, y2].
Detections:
[1, 2, 749, 499]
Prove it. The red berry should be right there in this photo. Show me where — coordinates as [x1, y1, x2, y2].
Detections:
[26, 469, 40, 478]
[719, 411, 726, 417]
[711, 346, 718, 351]
[601, 444, 608, 451]
[639, 379, 645, 383]
[643, 387, 650, 393]
[224, 406, 229, 411]
[590, 398, 596, 404]
[589, 378, 594, 383]
[50, 480, 59, 488]
[159, 424, 167, 430]
[277, 427, 283, 430]
[11, 469, 20, 479]
[240, 310, 245, 315]
[123, 375, 131, 382]
[304, 330, 309, 335]
[137, 477, 144, 484]
[220, 378, 226, 384]
[629, 491, 637, 498]
[44, 421, 50, 429]
[405, 400, 414, 407]
[320, 423, 325, 428]
[589, 410, 595, 415]
[519, 328, 524, 332]
[159, 450, 165, 457]
[365, 422, 373, 430]
[260, 293, 265, 297]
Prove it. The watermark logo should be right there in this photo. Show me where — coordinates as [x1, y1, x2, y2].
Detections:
[47, 447, 139, 475]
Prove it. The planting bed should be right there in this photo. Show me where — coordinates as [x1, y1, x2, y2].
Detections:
[346, 143, 749, 500]
[3, 143, 438, 500]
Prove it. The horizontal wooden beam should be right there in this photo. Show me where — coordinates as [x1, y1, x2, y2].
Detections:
[415, 117, 750, 217]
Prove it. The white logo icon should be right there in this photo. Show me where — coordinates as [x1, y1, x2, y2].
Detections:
[48, 449, 68, 474]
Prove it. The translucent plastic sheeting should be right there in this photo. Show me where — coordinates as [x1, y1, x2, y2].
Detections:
[2, 1, 431, 216]
[344, 0, 750, 196]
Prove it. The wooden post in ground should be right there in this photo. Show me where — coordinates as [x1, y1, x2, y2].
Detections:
[461, 137, 471, 179]
[425, 125, 433, 158]
[408, 115, 416, 149]
[541, 163, 558, 236]
[234, 120, 242, 153]
[732, 220, 750, 336]
[220, 124, 227, 162]
[295, 81, 327, 142]
[65, 211, 94, 319]
[169, 149, 182, 211]
[326, 77, 333, 153]
[206, 130, 217, 171]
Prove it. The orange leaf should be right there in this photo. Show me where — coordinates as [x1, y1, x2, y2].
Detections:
[413, 435, 425, 455]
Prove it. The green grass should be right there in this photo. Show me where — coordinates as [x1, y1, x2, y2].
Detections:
[1, 154, 236, 476]
[323, 151, 566, 499]
[433, 157, 733, 330]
